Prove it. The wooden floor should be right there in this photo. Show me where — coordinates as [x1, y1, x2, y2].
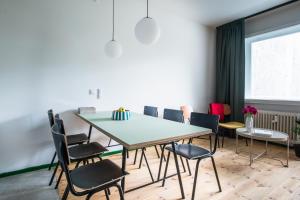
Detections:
[56, 137, 300, 200]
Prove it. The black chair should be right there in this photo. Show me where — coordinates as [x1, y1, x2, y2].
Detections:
[47, 109, 89, 171]
[157, 109, 191, 181]
[162, 112, 222, 200]
[49, 117, 107, 189]
[51, 124, 126, 200]
[133, 106, 161, 163]
[144, 106, 158, 117]
[163, 108, 184, 123]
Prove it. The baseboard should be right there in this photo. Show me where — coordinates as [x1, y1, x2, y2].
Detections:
[0, 163, 54, 179]
[0, 149, 123, 179]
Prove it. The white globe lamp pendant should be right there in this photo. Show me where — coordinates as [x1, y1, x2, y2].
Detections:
[105, 0, 122, 58]
[105, 40, 122, 58]
[135, 0, 160, 45]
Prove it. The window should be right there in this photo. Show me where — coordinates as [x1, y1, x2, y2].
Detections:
[245, 25, 300, 102]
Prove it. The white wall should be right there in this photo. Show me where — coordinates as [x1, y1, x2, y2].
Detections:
[0, 0, 215, 173]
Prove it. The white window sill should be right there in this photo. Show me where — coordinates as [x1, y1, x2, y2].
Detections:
[245, 99, 300, 106]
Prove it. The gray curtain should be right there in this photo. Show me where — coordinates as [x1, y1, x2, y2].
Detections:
[216, 19, 245, 122]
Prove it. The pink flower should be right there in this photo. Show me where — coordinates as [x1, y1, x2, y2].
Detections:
[243, 107, 249, 114]
[243, 105, 257, 115]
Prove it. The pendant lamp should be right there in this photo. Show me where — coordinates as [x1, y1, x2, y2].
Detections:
[105, 0, 122, 58]
[135, 0, 160, 45]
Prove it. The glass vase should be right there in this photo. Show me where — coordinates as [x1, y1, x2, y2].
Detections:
[245, 115, 254, 134]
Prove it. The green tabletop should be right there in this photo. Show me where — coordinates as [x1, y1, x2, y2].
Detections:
[77, 111, 211, 150]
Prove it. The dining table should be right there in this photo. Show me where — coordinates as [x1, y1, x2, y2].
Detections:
[76, 111, 211, 199]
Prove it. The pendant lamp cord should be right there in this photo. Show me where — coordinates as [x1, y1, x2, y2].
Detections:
[146, 0, 149, 18]
[112, 0, 115, 41]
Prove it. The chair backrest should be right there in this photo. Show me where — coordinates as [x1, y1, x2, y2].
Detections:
[209, 103, 225, 121]
[51, 123, 70, 170]
[223, 104, 231, 116]
[51, 123, 80, 195]
[48, 109, 55, 127]
[190, 112, 219, 154]
[144, 106, 158, 117]
[54, 115, 66, 135]
[163, 108, 184, 123]
[180, 105, 193, 121]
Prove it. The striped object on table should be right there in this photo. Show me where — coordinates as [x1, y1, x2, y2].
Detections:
[112, 110, 131, 120]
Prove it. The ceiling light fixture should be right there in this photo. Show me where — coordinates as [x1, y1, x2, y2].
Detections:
[105, 0, 122, 58]
[135, 0, 160, 45]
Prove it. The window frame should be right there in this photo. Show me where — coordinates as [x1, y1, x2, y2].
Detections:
[245, 24, 300, 104]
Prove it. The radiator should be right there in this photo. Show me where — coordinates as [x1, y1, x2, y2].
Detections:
[253, 110, 299, 142]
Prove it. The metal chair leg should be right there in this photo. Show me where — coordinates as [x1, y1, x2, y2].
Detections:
[49, 162, 59, 186]
[104, 189, 110, 200]
[179, 156, 186, 173]
[142, 148, 154, 182]
[54, 170, 63, 189]
[75, 161, 81, 168]
[211, 156, 222, 192]
[222, 131, 225, 148]
[116, 184, 125, 200]
[121, 147, 127, 191]
[48, 152, 56, 170]
[209, 135, 212, 152]
[126, 149, 129, 159]
[162, 151, 171, 187]
[191, 159, 201, 200]
[186, 159, 191, 176]
[108, 138, 112, 147]
[126, 150, 129, 158]
[86, 191, 96, 200]
[154, 145, 160, 158]
[62, 186, 69, 200]
[133, 149, 138, 164]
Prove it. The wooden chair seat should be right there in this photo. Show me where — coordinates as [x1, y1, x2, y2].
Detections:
[219, 122, 244, 129]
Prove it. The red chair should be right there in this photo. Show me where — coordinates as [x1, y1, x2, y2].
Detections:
[209, 103, 244, 147]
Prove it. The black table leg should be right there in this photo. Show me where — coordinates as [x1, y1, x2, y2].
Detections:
[88, 125, 92, 143]
[133, 149, 138, 165]
[157, 144, 166, 181]
[121, 146, 127, 192]
[171, 142, 185, 199]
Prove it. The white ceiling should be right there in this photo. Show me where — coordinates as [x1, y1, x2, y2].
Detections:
[162, 0, 291, 27]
